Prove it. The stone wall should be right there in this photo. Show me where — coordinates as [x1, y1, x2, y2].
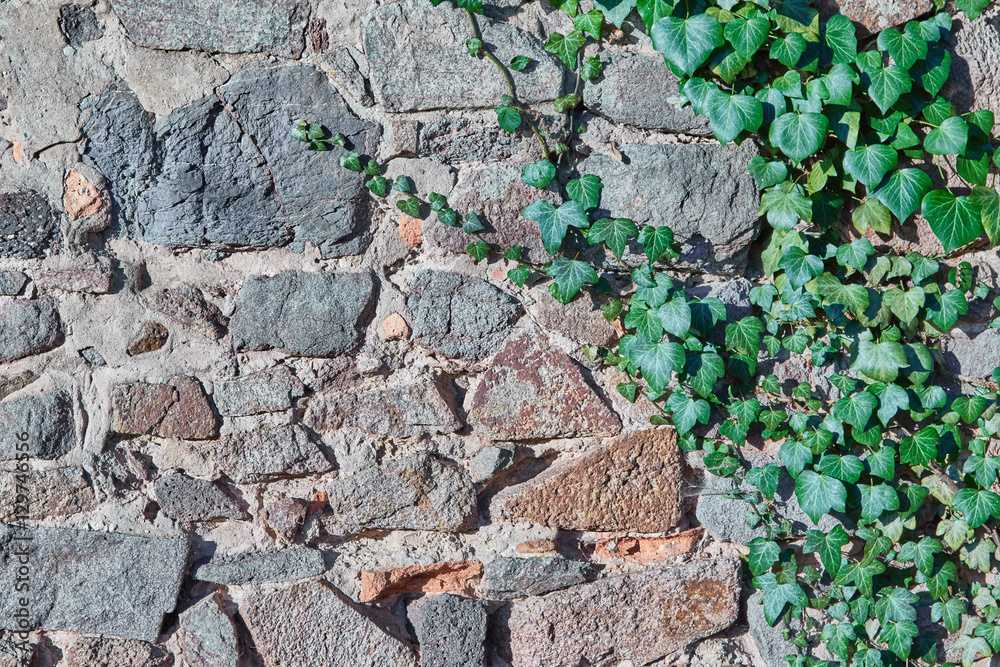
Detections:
[0, 0, 998, 666]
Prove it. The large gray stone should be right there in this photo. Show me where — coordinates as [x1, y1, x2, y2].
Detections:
[417, 116, 522, 163]
[192, 547, 325, 585]
[583, 50, 711, 133]
[154, 474, 249, 522]
[323, 453, 477, 536]
[815, 0, 935, 37]
[0, 391, 76, 461]
[178, 593, 239, 667]
[0, 298, 63, 363]
[578, 142, 760, 273]
[480, 557, 593, 600]
[111, 0, 310, 57]
[943, 10, 1000, 116]
[230, 271, 375, 357]
[0, 524, 188, 642]
[84, 66, 380, 257]
[407, 271, 522, 361]
[409, 594, 487, 667]
[0, 271, 27, 296]
[213, 424, 333, 484]
[941, 327, 1000, 379]
[363, 0, 562, 112]
[0, 191, 61, 259]
[241, 580, 418, 666]
[213, 365, 305, 416]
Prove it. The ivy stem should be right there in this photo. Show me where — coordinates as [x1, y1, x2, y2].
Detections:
[466, 11, 551, 162]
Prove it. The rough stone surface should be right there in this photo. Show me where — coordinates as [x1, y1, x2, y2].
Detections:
[305, 377, 461, 439]
[213, 365, 305, 416]
[157, 376, 219, 440]
[263, 498, 308, 541]
[63, 168, 105, 220]
[578, 142, 760, 272]
[941, 327, 1000, 378]
[127, 321, 169, 356]
[470, 445, 515, 483]
[469, 335, 621, 440]
[480, 557, 592, 600]
[0, 191, 60, 259]
[0, 467, 97, 522]
[506, 559, 741, 667]
[943, 10, 1000, 116]
[213, 424, 333, 483]
[0, 370, 37, 401]
[583, 50, 711, 133]
[593, 529, 703, 563]
[323, 453, 477, 535]
[193, 547, 325, 585]
[382, 312, 412, 339]
[746, 590, 801, 667]
[360, 561, 483, 602]
[407, 271, 522, 361]
[0, 271, 27, 296]
[399, 213, 423, 247]
[0, 297, 63, 363]
[144, 285, 228, 340]
[0, 524, 188, 642]
[409, 594, 487, 667]
[498, 429, 684, 531]
[178, 593, 238, 667]
[815, 0, 935, 37]
[110, 382, 177, 436]
[418, 116, 521, 163]
[0, 391, 76, 460]
[530, 290, 617, 347]
[36, 265, 113, 294]
[58, 5, 105, 48]
[111, 0, 310, 57]
[62, 636, 174, 667]
[154, 474, 249, 522]
[230, 271, 375, 357]
[364, 0, 562, 111]
[241, 580, 419, 666]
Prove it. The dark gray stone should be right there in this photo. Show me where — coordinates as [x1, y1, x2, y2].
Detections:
[418, 116, 521, 163]
[941, 327, 1000, 379]
[583, 50, 711, 133]
[193, 547, 325, 585]
[111, 0, 309, 57]
[213, 365, 305, 416]
[154, 474, 249, 522]
[407, 271, 522, 361]
[409, 594, 487, 667]
[323, 453, 477, 536]
[178, 593, 239, 667]
[480, 557, 593, 600]
[59, 5, 104, 48]
[230, 271, 375, 357]
[578, 142, 761, 273]
[0, 191, 61, 259]
[363, 0, 562, 112]
[79, 347, 106, 366]
[0, 391, 76, 460]
[0, 271, 27, 296]
[0, 524, 188, 641]
[470, 446, 514, 483]
[213, 424, 333, 484]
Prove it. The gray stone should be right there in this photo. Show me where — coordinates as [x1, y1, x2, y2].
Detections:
[321, 47, 375, 107]
[154, 474, 249, 522]
[409, 594, 487, 667]
[323, 453, 477, 536]
[263, 498, 308, 542]
[815, 0, 935, 37]
[480, 557, 592, 599]
[0, 524, 188, 641]
[213, 365, 306, 416]
[418, 116, 522, 163]
[363, 0, 562, 112]
[0, 391, 76, 461]
[230, 271, 375, 357]
[305, 376, 461, 439]
[746, 590, 802, 667]
[79, 347, 107, 366]
[943, 10, 1000, 116]
[324, 427, 380, 476]
[0, 371, 37, 401]
[241, 580, 418, 666]
[178, 593, 238, 667]
[144, 285, 228, 340]
[578, 142, 761, 273]
[583, 50, 711, 133]
[407, 271, 522, 361]
[0, 191, 61, 260]
[213, 424, 333, 484]
[529, 289, 617, 347]
[470, 446, 514, 483]
[0, 271, 27, 296]
[59, 5, 104, 48]
[193, 547, 325, 585]
[941, 327, 1000, 378]
[62, 636, 175, 667]
[111, 0, 309, 57]
[0, 467, 96, 522]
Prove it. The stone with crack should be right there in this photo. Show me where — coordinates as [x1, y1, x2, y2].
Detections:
[212, 424, 333, 484]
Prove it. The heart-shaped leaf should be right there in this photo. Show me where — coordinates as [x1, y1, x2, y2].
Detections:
[843, 144, 899, 188]
[873, 168, 932, 222]
[651, 14, 724, 77]
[921, 190, 984, 252]
[706, 90, 763, 144]
[769, 112, 829, 162]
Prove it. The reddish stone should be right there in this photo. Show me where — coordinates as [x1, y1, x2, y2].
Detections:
[158, 376, 218, 440]
[63, 168, 105, 220]
[381, 312, 411, 340]
[468, 335, 620, 440]
[531, 290, 617, 347]
[515, 539, 560, 555]
[359, 561, 484, 602]
[36, 266, 113, 294]
[398, 213, 422, 247]
[0, 370, 38, 401]
[144, 284, 228, 340]
[498, 429, 685, 532]
[11, 141, 21, 164]
[593, 528, 702, 564]
[127, 321, 169, 356]
[62, 636, 173, 667]
[110, 382, 177, 436]
[264, 498, 308, 541]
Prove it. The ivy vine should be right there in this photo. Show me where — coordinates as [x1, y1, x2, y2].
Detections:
[296, 0, 1000, 663]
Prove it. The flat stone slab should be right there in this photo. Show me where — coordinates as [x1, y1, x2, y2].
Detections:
[230, 271, 375, 357]
[213, 365, 305, 416]
[0, 524, 189, 642]
[155, 474, 249, 523]
[480, 556, 593, 600]
[241, 580, 419, 666]
[62, 636, 174, 667]
[214, 424, 332, 484]
[507, 559, 741, 666]
[409, 594, 487, 667]
[942, 328, 1000, 378]
[193, 547, 325, 585]
[178, 593, 239, 667]
[815, 0, 935, 37]
[111, 0, 310, 57]
[364, 0, 562, 112]
[0, 297, 63, 363]
[0, 391, 76, 461]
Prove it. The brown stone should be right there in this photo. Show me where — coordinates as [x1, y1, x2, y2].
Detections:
[381, 312, 411, 340]
[62, 636, 174, 667]
[515, 539, 560, 555]
[36, 265, 113, 294]
[11, 142, 21, 164]
[398, 213, 422, 247]
[814, 0, 934, 37]
[63, 168, 105, 220]
[498, 430, 684, 532]
[264, 498, 308, 541]
[127, 321, 169, 356]
[468, 335, 621, 440]
[0, 467, 97, 522]
[0, 370, 38, 401]
[110, 382, 177, 436]
[593, 528, 703, 564]
[359, 561, 484, 602]
[157, 376, 218, 440]
[530, 290, 617, 347]
[144, 284, 228, 339]
[507, 559, 741, 667]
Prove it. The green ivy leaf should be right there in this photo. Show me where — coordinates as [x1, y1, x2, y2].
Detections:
[685, 348, 724, 397]
[588, 217, 636, 258]
[877, 28, 928, 69]
[975, 622, 1000, 652]
[574, 9, 603, 38]
[521, 159, 557, 188]
[725, 15, 770, 58]
[952, 395, 988, 423]
[965, 454, 1000, 489]
[507, 266, 529, 286]
[898, 536, 942, 576]
[913, 46, 951, 96]
[457, 0, 483, 12]
[861, 61, 912, 114]
[706, 90, 764, 144]
[872, 168, 932, 222]
[437, 208, 457, 226]
[747, 537, 782, 575]
[546, 257, 599, 303]
[651, 14, 724, 77]
[596, 0, 637, 27]
[725, 316, 764, 355]
[900, 426, 939, 466]
[545, 30, 587, 69]
[581, 55, 604, 81]
[567, 174, 603, 211]
[819, 454, 864, 483]
[921, 190, 984, 253]
[462, 212, 485, 233]
[836, 238, 874, 272]
[466, 38, 482, 56]
[666, 392, 711, 433]
[339, 151, 362, 171]
[746, 463, 780, 499]
[495, 104, 522, 132]
[932, 598, 965, 634]
[877, 383, 910, 425]
[867, 445, 896, 480]
[853, 198, 892, 235]
[859, 483, 900, 522]
[760, 181, 812, 230]
[467, 238, 490, 261]
[521, 199, 590, 255]
[832, 391, 877, 429]
[924, 116, 970, 155]
[657, 296, 692, 338]
[509, 55, 532, 70]
[824, 14, 857, 64]
[627, 337, 685, 392]
[883, 286, 925, 326]
[625, 301, 664, 341]
[638, 225, 675, 262]
[395, 197, 420, 217]
[365, 176, 388, 197]
[747, 157, 789, 189]
[753, 572, 810, 625]
[816, 273, 869, 312]
[795, 470, 848, 523]
[843, 144, 899, 189]
[880, 620, 919, 660]
[852, 340, 908, 383]
[769, 112, 829, 162]
[804, 525, 849, 575]
[779, 246, 824, 288]
[957, 0, 991, 20]
[952, 488, 1000, 528]
[771, 32, 807, 68]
